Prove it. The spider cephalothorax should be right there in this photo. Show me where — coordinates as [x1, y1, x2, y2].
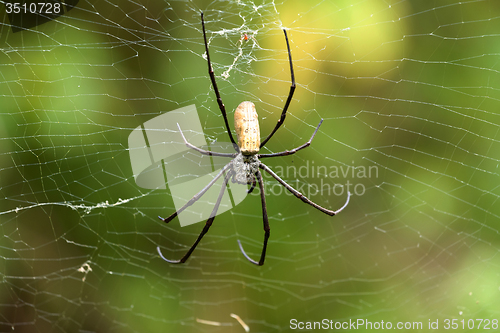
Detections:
[156, 12, 350, 266]
[232, 153, 259, 185]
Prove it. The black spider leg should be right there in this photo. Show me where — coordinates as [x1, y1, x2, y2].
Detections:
[259, 163, 351, 216]
[259, 119, 323, 158]
[158, 169, 233, 263]
[177, 123, 237, 158]
[260, 28, 296, 149]
[247, 178, 257, 194]
[158, 162, 232, 224]
[237, 170, 269, 266]
[201, 12, 239, 152]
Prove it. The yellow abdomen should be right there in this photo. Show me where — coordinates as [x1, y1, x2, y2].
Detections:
[234, 101, 260, 155]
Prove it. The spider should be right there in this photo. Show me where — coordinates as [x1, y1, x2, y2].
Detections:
[156, 12, 350, 266]
[238, 32, 260, 47]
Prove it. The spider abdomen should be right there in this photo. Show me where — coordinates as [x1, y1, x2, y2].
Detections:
[234, 101, 260, 155]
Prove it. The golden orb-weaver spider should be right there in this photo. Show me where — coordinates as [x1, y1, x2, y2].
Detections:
[157, 12, 350, 266]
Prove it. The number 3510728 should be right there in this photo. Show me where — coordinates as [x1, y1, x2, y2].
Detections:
[444, 319, 498, 329]
[6, 2, 62, 14]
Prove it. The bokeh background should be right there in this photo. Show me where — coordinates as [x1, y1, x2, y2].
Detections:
[1, 0, 499, 331]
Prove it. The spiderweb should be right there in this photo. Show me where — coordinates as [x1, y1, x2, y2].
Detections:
[1, 0, 500, 332]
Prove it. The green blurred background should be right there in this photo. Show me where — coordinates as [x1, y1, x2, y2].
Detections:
[1, 0, 500, 332]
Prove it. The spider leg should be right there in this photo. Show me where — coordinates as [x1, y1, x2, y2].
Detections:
[158, 162, 232, 223]
[201, 12, 239, 152]
[238, 170, 270, 266]
[259, 119, 323, 158]
[158, 169, 233, 263]
[259, 163, 351, 216]
[250, 35, 260, 48]
[177, 123, 236, 158]
[247, 178, 256, 194]
[260, 28, 296, 149]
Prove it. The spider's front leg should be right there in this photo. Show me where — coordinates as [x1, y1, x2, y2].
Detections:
[158, 162, 232, 224]
[238, 170, 270, 266]
[247, 178, 257, 194]
[157, 169, 233, 264]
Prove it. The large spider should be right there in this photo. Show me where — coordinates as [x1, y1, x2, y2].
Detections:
[157, 12, 350, 266]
